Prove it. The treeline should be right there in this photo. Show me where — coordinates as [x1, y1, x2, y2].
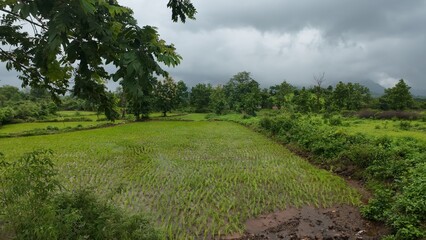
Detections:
[117, 71, 425, 119]
[1, 71, 425, 124]
[0, 85, 110, 125]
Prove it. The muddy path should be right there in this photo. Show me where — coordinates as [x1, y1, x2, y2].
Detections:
[223, 205, 389, 240]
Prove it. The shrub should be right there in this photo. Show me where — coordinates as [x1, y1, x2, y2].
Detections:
[0, 150, 161, 240]
[338, 144, 386, 169]
[356, 109, 377, 118]
[399, 121, 412, 130]
[46, 126, 60, 131]
[362, 163, 426, 239]
[390, 163, 426, 239]
[0, 107, 15, 124]
[53, 190, 161, 240]
[361, 186, 394, 222]
[328, 115, 343, 126]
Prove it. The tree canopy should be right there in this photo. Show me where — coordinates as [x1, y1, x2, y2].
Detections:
[0, 0, 196, 119]
[380, 79, 413, 110]
[225, 71, 261, 116]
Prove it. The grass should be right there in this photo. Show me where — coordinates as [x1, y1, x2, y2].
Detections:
[0, 122, 103, 135]
[340, 118, 426, 143]
[0, 121, 361, 239]
[0, 111, 125, 136]
[54, 111, 104, 121]
[163, 113, 208, 121]
[56, 110, 98, 116]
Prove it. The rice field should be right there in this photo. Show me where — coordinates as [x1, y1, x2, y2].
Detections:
[0, 121, 361, 239]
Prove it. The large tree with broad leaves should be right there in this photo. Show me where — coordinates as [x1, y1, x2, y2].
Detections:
[0, 0, 196, 120]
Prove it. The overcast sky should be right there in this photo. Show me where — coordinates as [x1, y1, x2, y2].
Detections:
[1, 0, 425, 91]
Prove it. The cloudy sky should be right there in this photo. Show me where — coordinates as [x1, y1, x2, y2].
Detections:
[1, 0, 425, 91]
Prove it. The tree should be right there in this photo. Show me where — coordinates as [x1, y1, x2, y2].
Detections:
[260, 88, 273, 109]
[209, 85, 227, 115]
[292, 87, 315, 113]
[122, 75, 156, 120]
[176, 80, 189, 109]
[331, 82, 371, 111]
[0, 0, 196, 120]
[0, 85, 24, 107]
[225, 71, 261, 116]
[312, 72, 325, 112]
[346, 83, 371, 110]
[269, 81, 296, 109]
[332, 82, 348, 110]
[155, 77, 178, 117]
[190, 83, 212, 113]
[379, 79, 413, 110]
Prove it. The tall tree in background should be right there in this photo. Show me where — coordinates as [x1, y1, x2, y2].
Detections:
[210, 85, 227, 115]
[269, 81, 296, 109]
[190, 83, 212, 113]
[0, 85, 24, 107]
[312, 73, 325, 112]
[176, 80, 189, 109]
[331, 82, 371, 111]
[292, 87, 315, 113]
[0, 0, 196, 120]
[225, 72, 261, 116]
[379, 79, 413, 110]
[155, 77, 178, 117]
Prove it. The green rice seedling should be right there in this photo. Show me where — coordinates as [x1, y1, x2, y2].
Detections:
[0, 121, 361, 238]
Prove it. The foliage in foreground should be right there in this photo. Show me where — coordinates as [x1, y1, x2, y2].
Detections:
[211, 112, 425, 239]
[0, 150, 160, 240]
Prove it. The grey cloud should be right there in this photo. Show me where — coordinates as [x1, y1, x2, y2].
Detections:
[1, 0, 425, 94]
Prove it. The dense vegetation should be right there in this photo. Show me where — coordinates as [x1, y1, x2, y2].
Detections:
[0, 150, 161, 240]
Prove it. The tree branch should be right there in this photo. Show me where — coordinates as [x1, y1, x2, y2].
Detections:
[0, 8, 47, 30]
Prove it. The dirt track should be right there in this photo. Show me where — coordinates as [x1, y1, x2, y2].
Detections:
[223, 205, 389, 240]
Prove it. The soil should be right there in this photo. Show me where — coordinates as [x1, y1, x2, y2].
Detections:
[221, 205, 389, 240]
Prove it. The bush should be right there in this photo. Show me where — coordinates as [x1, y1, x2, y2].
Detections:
[338, 144, 386, 169]
[53, 190, 161, 240]
[0, 107, 15, 124]
[328, 115, 343, 126]
[390, 163, 426, 239]
[46, 126, 60, 131]
[362, 163, 426, 239]
[399, 121, 412, 130]
[356, 109, 378, 118]
[0, 150, 161, 240]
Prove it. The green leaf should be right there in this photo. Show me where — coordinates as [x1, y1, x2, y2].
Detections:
[79, 0, 96, 14]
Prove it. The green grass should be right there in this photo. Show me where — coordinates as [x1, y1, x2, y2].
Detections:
[149, 112, 182, 118]
[0, 122, 105, 135]
[340, 118, 426, 143]
[164, 113, 208, 121]
[56, 110, 98, 116]
[53, 111, 104, 121]
[0, 121, 360, 239]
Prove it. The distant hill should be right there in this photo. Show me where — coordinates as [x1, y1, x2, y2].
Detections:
[356, 80, 385, 97]
[411, 88, 426, 98]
